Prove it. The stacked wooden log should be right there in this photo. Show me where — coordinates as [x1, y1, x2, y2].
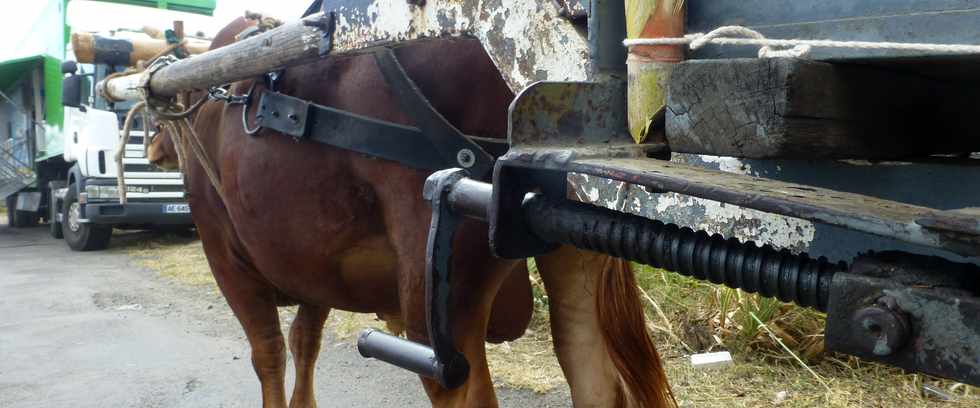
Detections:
[71, 32, 210, 67]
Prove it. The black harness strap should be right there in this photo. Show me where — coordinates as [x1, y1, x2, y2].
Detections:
[253, 48, 506, 178]
[255, 91, 508, 173]
[372, 48, 496, 179]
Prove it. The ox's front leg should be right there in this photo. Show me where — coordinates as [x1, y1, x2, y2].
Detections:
[199, 236, 289, 408]
[221, 285, 288, 408]
[288, 304, 329, 408]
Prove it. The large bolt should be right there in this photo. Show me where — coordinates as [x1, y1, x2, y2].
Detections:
[851, 296, 910, 356]
[456, 149, 476, 168]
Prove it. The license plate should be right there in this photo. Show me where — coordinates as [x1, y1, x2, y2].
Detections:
[164, 204, 191, 214]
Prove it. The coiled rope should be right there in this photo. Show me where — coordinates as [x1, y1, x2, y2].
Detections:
[623, 25, 980, 59]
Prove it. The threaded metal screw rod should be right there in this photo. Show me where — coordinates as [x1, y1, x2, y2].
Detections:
[523, 195, 845, 311]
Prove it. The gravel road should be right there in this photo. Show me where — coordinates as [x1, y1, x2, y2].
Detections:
[0, 224, 570, 407]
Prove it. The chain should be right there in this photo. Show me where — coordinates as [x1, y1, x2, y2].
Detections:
[207, 86, 250, 105]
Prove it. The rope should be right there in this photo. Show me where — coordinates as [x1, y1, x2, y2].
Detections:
[100, 40, 188, 103]
[113, 55, 226, 208]
[115, 101, 146, 204]
[623, 25, 980, 59]
[112, 11, 281, 207]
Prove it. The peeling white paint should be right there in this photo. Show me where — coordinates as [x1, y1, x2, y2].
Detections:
[653, 193, 815, 250]
[329, 0, 592, 91]
[699, 154, 752, 176]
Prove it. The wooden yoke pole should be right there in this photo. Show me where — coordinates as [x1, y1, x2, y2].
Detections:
[625, 0, 686, 144]
[99, 12, 332, 102]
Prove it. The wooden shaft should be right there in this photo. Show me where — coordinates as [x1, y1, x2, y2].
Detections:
[100, 72, 144, 102]
[99, 12, 330, 101]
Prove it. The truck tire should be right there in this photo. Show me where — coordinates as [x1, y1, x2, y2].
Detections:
[5, 194, 39, 228]
[49, 182, 65, 239]
[62, 186, 111, 251]
[4, 195, 14, 227]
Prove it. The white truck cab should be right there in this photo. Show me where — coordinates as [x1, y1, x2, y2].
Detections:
[53, 58, 192, 250]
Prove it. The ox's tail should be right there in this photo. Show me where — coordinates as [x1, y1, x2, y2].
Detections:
[596, 257, 677, 408]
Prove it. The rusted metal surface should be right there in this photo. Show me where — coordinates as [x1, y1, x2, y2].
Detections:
[505, 81, 980, 258]
[603, 155, 980, 262]
[826, 252, 980, 386]
[103, 0, 594, 101]
[328, 0, 594, 91]
[561, 157, 980, 257]
[552, 0, 587, 20]
[509, 81, 634, 149]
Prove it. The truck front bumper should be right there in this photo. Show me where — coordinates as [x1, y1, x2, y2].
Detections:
[83, 202, 194, 225]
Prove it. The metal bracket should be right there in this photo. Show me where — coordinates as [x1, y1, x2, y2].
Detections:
[419, 168, 472, 388]
[356, 168, 471, 389]
[826, 251, 980, 386]
[257, 92, 311, 138]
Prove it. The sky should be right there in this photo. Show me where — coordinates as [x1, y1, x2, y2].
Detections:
[0, 0, 314, 61]
[67, 0, 314, 37]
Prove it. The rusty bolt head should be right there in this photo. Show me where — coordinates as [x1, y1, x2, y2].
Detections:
[851, 296, 911, 356]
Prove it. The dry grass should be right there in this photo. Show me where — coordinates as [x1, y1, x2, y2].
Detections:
[632, 264, 980, 407]
[128, 236, 979, 406]
[116, 231, 217, 289]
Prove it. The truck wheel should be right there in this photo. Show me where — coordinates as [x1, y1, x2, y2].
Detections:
[49, 181, 65, 239]
[5, 194, 38, 228]
[4, 195, 14, 227]
[49, 199, 64, 239]
[62, 187, 111, 251]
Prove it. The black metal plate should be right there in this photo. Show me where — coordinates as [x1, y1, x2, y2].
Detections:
[257, 91, 311, 137]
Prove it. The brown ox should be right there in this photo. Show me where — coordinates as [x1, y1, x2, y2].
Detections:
[147, 16, 674, 408]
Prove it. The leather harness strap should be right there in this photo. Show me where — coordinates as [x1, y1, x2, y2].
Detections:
[232, 1, 507, 179]
[371, 48, 496, 179]
[253, 48, 507, 180]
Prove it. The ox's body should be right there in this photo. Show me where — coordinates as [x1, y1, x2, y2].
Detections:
[149, 16, 674, 408]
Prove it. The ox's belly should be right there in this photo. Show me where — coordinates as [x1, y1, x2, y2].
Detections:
[244, 230, 401, 313]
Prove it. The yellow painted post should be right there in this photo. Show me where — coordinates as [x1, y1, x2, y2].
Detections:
[626, 0, 685, 144]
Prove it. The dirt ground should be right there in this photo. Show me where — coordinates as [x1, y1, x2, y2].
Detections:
[4, 218, 978, 407]
[120, 230, 980, 407]
[0, 224, 569, 408]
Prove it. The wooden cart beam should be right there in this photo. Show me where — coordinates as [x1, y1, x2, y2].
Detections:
[99, 12, 332, 101]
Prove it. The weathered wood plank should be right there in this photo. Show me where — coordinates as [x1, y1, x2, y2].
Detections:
[666, 58, 980, 159]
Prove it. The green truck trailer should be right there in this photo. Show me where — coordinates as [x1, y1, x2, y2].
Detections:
[0, 0, 214, 249]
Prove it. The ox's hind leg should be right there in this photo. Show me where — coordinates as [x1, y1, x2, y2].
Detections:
[535, 246, 623, 407]
[287, 304, 329, 408]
